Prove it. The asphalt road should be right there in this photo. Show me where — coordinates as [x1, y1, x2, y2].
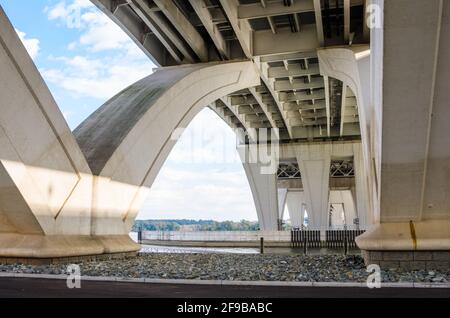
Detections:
[0, 277, 450, 298]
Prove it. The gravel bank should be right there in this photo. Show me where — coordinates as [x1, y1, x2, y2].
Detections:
[1, 253, 449, 283]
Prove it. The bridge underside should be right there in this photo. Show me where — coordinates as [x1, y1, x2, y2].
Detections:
[0, 0, 449, 269]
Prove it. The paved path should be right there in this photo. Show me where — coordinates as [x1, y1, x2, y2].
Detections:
[1, 277, 450, 298]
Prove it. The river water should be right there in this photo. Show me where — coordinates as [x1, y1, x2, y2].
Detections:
[129, 232, 359, 255]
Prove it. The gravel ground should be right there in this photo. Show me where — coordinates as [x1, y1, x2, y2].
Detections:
[1, 253, 449, 283]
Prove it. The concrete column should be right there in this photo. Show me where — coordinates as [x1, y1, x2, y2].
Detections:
[241, 161, 279, 230]
[294, 144, 331, 230]
[277, 188, 288, 228]
[285, 190, 306, 228]
[353, 143, 369, 229]
[357, 1, 450, 269]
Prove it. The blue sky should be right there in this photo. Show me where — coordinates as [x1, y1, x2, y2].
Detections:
[0, 0, 258, 221]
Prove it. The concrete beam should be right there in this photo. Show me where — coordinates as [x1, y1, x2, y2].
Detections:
[248, 87, 277, 128]
[324, 76, 331, 136]
[260, 51, 317, 63]
[189, 0, 229, 59]
[344, 0, 351, 43]
[313, 0, 324, 46]
[279, 90, 325, 102]
[238, 0, 315, 20]
[153, 0, 208, 61]
[219, 0, 253, 57]
[340, 85, 347, 136]
[274, 77, 324, 91]
[91, 0, 174, 66]
[268, 64, 320, 78]
[127, 0, 184, 63]
[253, 25, 319, 56]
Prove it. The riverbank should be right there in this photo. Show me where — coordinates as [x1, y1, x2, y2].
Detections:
[0, 253, 449, 283]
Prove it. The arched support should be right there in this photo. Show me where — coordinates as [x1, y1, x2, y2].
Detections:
[317, 45, 376, 225]
[294, 143, 331, 230]
[239, 155, 279, 231]
[0, 7, 261, 258]
[75, 60, 259, 235]
[236, 134, 280, 231]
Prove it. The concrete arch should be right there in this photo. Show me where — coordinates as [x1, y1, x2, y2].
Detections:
[0, 8, 260, 258]
[74, 61, 260, 235]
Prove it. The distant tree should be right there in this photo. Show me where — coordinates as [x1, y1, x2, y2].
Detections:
[132, 218, 260, 232]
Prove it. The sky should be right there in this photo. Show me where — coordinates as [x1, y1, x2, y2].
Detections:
[0, 0, 259, 221]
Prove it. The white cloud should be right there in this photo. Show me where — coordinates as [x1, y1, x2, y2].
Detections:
[140, 165, 258, 221]
[78, 10, 132, 52]
[15, 28, 40, 60]
[168, 109, 241, 165]
[42, 1, 154, 100]
[40, 54, 152, 99]
[138, 108, 258, 221]
[46, 0, 92, 28]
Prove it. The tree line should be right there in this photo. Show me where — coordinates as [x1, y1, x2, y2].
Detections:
[132, 219, 260, 232]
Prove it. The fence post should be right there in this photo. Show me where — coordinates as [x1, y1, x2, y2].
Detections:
[138, 229, 142, 244]
[260, 237, 264, 254]
[303, 231, 308, 255]
[343, 226, 348, 255]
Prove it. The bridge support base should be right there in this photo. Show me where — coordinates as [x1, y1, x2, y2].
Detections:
[0, 251, 138, 265]
[357, 219, 450, 270]
[0, 234, 140, 262]
[361, 250, 450, 271]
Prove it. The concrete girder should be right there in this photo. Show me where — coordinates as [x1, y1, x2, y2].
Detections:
[344, 0, 351, 43]
[253, 25, 320, 57]
[219, 0, 253, 58]
[238, 0, 315, 20]
[209, 101, 241, 130]
[274, 77, 324, 92]
[260, 52, 318, 63]
[128, 0, 196, 63]
[91, 0, 176, 66]
[268, 64, 320, 79]
[153, 0, 208, 62]
[313, 0, 324, 46]
[188, 0, 229, 59]
[217, 0, 292, 137]
[279, 90, 325, 102]
[248, 87, 277, 128]
[284, 100, 326, 111]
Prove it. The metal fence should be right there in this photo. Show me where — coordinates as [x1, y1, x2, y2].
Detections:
[290, 229, 321, 248]
[291, 229, 365, 250]
[325, 229, 365, 248]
